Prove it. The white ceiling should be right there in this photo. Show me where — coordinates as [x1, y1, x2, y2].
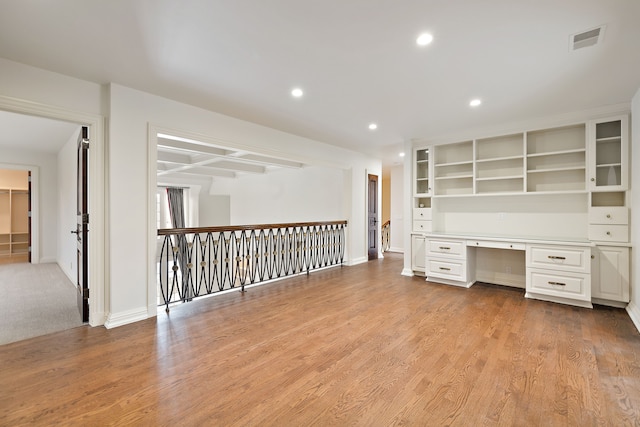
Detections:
[0, 0, 639, 163]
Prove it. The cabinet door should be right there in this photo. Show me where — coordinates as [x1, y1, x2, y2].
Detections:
[414, 147, 432, 196]
[591, 246, 629, 302]
[588, 116, 628, 191]
[411, 235, 426, 271]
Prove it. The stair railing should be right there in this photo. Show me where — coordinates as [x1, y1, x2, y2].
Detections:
[157, 220, 347, 312]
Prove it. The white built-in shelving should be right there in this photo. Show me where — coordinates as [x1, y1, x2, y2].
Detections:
[434, 141, 473, 196]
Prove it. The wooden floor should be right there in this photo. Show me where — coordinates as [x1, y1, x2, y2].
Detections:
[1, 253, 640, 426]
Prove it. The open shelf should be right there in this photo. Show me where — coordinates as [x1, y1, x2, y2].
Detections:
[434, 176, 473, 196]
[527, 124, 586, 155]
[527, 169, 586, 192]
[591, 191, 625, 207]
[435, 141, 473, 164]
[476, 157, 524, 179]
[476, 177, 524, 194]
[476, 133, 524, 161]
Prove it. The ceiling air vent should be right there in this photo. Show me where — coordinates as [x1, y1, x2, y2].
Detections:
[570, 25, 605, 50]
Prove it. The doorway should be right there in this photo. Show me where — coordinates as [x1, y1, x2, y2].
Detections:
[0, 104, 104, 340]
[368, 173, 379, 260]
[0, 169, 31, 264]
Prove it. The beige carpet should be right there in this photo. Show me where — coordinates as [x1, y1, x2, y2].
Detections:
[0, 262, 84, 345]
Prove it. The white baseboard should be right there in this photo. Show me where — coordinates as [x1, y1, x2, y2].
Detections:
[104, 307, 149, 329]
[388, 247, 404, 253]
[401, 268, 414, 277]
[39, 256, 56, 263]
[346, 256, 368, 266]
[626, 301, 640, 334]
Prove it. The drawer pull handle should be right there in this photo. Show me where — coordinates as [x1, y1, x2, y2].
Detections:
[548, 256, 566, 260]
[606, 231, 611, 236]
[439, 267, 451, 271]
[439, 246, 451, 250]
[548, 281, 566, 286]
[606, 214, 611, 219]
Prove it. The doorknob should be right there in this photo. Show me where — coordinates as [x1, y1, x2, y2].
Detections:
[71, 230, 79, 234]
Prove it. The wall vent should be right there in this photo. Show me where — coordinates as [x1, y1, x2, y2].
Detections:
[570, 26, 605, 50]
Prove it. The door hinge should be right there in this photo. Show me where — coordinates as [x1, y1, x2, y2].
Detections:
[82, 213, 89, 224]
[82, 140, 90, 149]
[83, 288, 90, 298]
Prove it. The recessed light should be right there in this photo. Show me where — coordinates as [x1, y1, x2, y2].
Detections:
[469, 99, 482, 107]
[399, 152, 405, 157]
[291, 88, 303, 98]
[369, 123, 378, 130]
[416, 33, 433, 46]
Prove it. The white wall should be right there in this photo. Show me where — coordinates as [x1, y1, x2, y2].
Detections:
[213, 166, 344, 225]
[433, 193, 589, 240]
[108, 83, 380, 326]
[389, 165, 404, 252]
[57, 129, 80, 283]
[0, 58, 103, 116]
[1, 148, 58, 262]
[629, 87, 640, 329]
[199, 194, 230, 226]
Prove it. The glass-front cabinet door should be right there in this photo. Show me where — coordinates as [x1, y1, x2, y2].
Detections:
[414, 147, 431, 196]
[588, 115, 628, 192]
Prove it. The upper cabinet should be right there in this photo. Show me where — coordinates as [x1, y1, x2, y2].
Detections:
[421, 114, 630, 198]
[588, 115, 629, 192]
[414, 147, 432, 197]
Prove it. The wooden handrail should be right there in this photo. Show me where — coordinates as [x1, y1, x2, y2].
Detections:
[158, 220, 348, 236]
[382, 219, 390, 228]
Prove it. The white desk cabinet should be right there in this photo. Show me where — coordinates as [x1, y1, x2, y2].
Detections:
[525, 244, 592, 308]
[425, 237, 474, 287]
[591, 245, 630, 306]
[411, 235, 426, 274]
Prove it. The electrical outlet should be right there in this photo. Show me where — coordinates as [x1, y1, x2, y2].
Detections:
[498, 212, 506, 221]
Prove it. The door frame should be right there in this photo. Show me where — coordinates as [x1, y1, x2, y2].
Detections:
[366, 170, 382, 261]
[0, 95, 107, 327]
[367, 173, 379, 260]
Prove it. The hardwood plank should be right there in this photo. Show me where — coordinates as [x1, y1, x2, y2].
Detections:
[1, 253, 640, 426]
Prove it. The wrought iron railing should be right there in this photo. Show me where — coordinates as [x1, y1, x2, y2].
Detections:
[157, 220, 347, 311]
[382, 220, 390, 252]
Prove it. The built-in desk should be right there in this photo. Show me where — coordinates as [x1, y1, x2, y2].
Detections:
[422, 233, 594, 308]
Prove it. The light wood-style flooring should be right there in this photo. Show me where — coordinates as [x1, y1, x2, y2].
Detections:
[1, 252, 639, 426]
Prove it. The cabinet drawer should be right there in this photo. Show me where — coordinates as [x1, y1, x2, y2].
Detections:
[588, 224, 628, 243]
[527, 269, 589, 301]
[467, 240, 525, 251]
[427, 239, 465, 258]
[413, 220, 432, 233]
[427, 258, 466, 281]
[413, 208, 432, 221]
[527, 245, 590, 273]
[589, 207, 628, 225]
